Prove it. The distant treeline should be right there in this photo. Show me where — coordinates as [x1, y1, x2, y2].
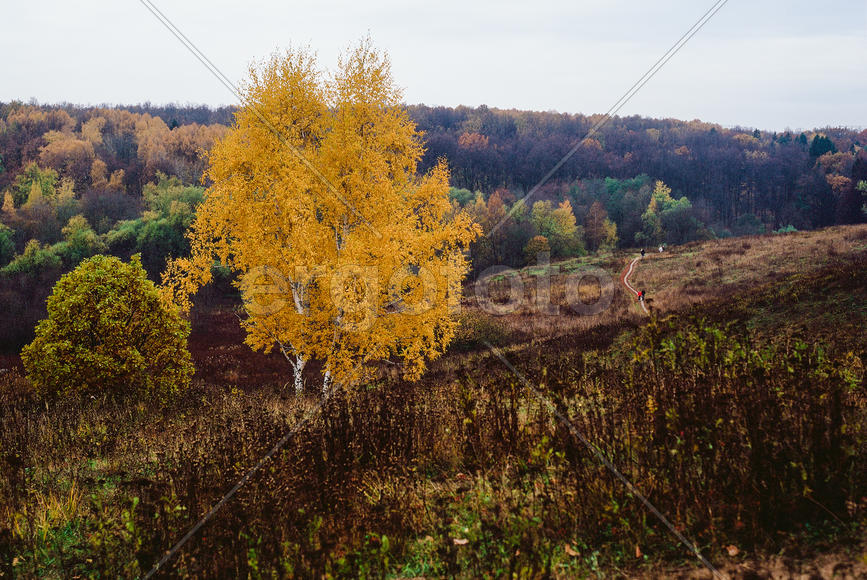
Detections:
[2, 101, 863, 229]
[408, 104, 867, 231]
[0, 101, 864, 348]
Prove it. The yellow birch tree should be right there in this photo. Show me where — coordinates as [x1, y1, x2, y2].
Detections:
[163, 41, 479, 393]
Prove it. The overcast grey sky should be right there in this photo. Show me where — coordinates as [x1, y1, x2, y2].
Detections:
[2, 0, 864, 131]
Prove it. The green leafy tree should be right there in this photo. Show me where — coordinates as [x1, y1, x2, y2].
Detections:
[25, 181, 47, 208]
[105, 201, 197, 277]
[2, 216, 106, 275]
[635, 182, 668, 246]
[136, 208, 193, 275]
[448, 187, 476, 207]
[859, 181, 867, 217]
[659, 196, 698, 244]
[21, 255, 193, 398]
[530, 199, 583, 257]
[10, 162, 58, 207]
[0, 223, 14, 267]
[53, 178, 81, 225]
[635, 212, 662, 246]
[2, 239, 61, 276]
[635, 180, 707, 245]
[55, 215, 106, 267]
[143, 172, 205, 214]
[102, 174, 203, 276]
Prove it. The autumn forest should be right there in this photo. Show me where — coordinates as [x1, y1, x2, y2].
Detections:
[1, 39, 866, 578]
[0, 100, 864, 348]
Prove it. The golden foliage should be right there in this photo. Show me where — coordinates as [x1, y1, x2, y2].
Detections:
[108, 169, 125, 192]
[733, 133, 759, 148]
[457, 132, 490, 151]
[80, 116, 106, 146]
[584, 201, 617, 250]
[163, 41, 480, 389]
[38, 135, 95, 187]
[6, 107, 75, 133]
[581, 137, 602, 151]
[2, 191, 14, 215]
[90, 158, 108, 189]
[826, 174, 852, 193]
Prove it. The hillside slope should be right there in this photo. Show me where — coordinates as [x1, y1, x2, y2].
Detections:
[2, 226, 865, 578]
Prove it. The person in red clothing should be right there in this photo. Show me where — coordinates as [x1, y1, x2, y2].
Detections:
[638, 290, 644, 302]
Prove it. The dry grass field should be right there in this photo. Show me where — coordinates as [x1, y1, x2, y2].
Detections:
[2, 225, 866, 578]
[462, 224, 867, 345]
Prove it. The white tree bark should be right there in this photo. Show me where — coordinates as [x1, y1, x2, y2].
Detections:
[322, 367, 332, 395]
[292, 353, 306, 394]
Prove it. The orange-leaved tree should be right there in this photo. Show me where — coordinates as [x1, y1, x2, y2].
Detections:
[162, 41, 480, 393]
